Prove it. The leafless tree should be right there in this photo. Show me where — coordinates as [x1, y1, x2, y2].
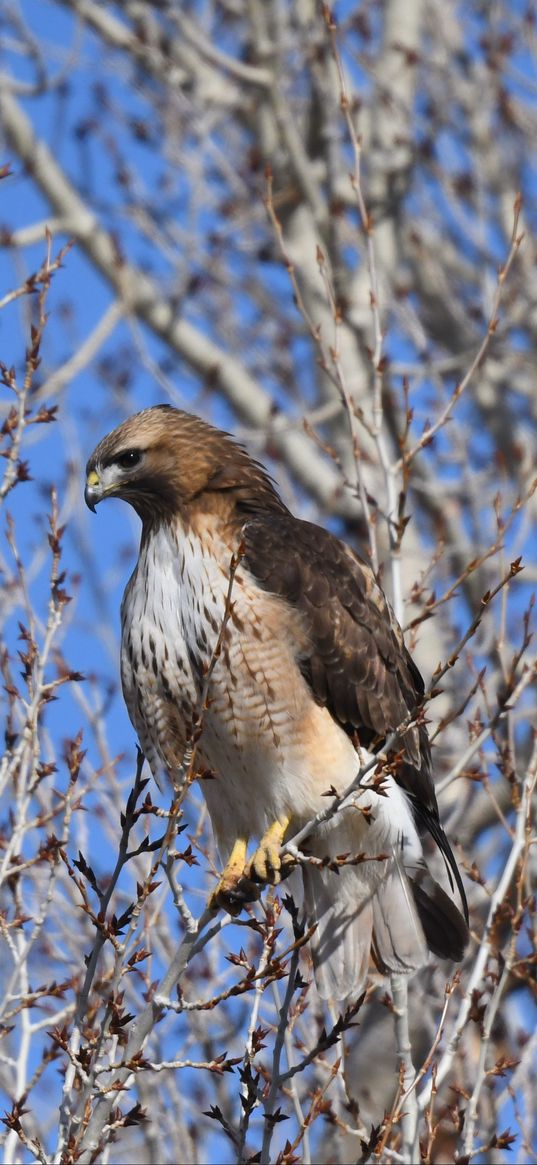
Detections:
[0, 2, 536, 1162]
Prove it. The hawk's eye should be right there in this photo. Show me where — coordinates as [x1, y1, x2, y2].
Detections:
[116, 450, 141, 470]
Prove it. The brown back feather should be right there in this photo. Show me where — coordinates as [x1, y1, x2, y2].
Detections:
[241, 510, 468, 923]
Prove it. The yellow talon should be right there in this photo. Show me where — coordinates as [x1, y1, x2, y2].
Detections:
[209, 819, 295, 916]
[209, 838, 259, 916]
[249, 817, 291, 885]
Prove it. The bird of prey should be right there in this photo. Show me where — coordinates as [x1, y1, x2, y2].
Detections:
[85, 406, 468, 1000]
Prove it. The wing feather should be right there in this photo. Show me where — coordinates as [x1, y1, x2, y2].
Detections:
[242, 512, 421, 754]
[241, 510, 468, 923]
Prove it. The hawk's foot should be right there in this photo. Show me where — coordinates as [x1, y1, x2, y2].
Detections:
[209, 837, 260, 916]
[209, 822, 296, 916]
[248, 817, 293, 885]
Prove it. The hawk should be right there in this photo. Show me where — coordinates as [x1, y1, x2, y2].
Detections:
[85, 406, 468, 999]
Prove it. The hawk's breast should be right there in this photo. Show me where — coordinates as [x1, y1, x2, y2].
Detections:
[120, 523, 201, 781]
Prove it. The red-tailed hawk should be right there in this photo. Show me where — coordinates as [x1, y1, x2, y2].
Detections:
[85, 406, 468, 999]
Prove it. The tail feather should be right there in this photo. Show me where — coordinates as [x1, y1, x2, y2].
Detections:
[302, 864, 373, 1000]
[409, 867, 469, 962]
[371, 851, 428, 974]
[299, 782, 468, 1000]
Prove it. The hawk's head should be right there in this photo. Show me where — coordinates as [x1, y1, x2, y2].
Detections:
[85, 405, 282, 523]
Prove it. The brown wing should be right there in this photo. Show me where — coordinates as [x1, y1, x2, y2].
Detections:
[242, 512, 427, 773]
[241, 510, 468, 921]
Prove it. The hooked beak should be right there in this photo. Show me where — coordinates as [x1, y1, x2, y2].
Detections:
[85, 469, 102, 513]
